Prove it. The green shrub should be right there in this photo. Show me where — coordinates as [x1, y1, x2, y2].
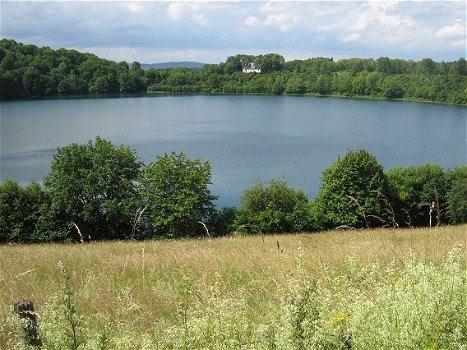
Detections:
[234, 179, 310, 233]
[314, 149, 389, 229]
[140, 152, 217, 238]
[387, 164, 448, 226]
[0, 180, 46, 242]
[44, 136, 142, 241]
[446, 166, 467, 224]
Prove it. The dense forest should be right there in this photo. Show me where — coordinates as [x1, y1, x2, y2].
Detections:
[1, 39, 466, 104]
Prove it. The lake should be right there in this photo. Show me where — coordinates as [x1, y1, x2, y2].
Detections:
[1, 94, 466, 207]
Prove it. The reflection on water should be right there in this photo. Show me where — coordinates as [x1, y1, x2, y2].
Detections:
[1, 95, 466, 206]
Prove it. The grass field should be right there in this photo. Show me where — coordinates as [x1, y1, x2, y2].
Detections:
[1, 225, 466, 349]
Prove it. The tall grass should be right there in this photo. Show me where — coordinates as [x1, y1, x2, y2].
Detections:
[1, 225, 466, 349]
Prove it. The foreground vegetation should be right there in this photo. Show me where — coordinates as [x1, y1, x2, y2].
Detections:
[1, 137, 466, 243]
[1, 225, 466, 349]
[1, 39, 466, 104]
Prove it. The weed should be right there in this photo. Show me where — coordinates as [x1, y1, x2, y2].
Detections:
[1, 226, 465, 349]
[58, 261, 86, 350]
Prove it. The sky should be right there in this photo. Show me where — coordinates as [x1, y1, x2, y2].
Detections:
[1, 1, 466, 64]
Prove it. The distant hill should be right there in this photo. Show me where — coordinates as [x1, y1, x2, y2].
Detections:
[141, 62, 205, 70]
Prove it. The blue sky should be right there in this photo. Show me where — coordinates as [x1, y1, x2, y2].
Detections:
[1, 1, 465, 63]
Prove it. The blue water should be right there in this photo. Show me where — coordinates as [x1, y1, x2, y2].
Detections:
[1, 95, 466, 207]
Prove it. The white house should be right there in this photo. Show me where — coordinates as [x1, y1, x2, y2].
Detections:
[242, 64, 261, 73]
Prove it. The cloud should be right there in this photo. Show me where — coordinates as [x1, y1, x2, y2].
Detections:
[124, 2, 144, 14]
[167, 2, 184, 20]
[339, 33, 363, 43]
[263, 13, 300, 32]
[244, 16, 260, 27]
[259, 1, 301, 32]
[435, 22, 465, 39]
[193, 13, 209, 26]
[1, 1, 465, 63]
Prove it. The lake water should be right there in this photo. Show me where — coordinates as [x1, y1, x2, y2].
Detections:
[1, 95, 466, 207]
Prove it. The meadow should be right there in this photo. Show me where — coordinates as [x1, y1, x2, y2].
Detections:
[1, 225, 466, 349]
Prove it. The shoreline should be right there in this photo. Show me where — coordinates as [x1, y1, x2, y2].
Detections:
[2, 91, 466, 107]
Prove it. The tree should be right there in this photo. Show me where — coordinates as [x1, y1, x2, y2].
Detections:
[0, 180, 46, 242]
[383, 75, 405, 99]
[315, 149, 389, 228]
[352, 73, 368, 95]
[207, 206, 238, 236]
[366, 71, 382, 96]
[386, 164, 448, 227]
[58, 72, 88, 95]
[452, 57, 467, 76]
[118, 71, 145, 93]
[23, 66, 48, 96]
[445, 166, 467, 225]
[44, 137, 142, 241]
[257, 53, 285, 73]
[316, 74, 333, 95]
[285, 75, 306, 94]
[234, 179, 310, 233]
[141, 152, 217, 237]
[335, 71, 354, 95]
[223, 55, 243, 74]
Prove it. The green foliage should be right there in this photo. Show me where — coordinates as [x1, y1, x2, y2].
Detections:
[315, 149, 389, 229]
[275, 249, 467, 350]
[387, 164, 448, 226]
[207, 206, 238, 236]
[256, 53, 285, 73]
[58, 262, 86, 350]
[446, 166, 467, 224]
[234, 179, 310, 233]
[2, 38, 465, 104]
[44, 136, 142, 241]
[141, 152, 217, 238]
[0, 136, 464, 242]
[0, 39, 147, 98]
[0, 180, 46, 242]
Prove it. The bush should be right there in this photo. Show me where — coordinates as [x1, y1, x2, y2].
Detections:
[387, 164, 448, 226]
[446, 166, 467, 224]
[0, 180, 46, 242]
[234, 179, 310, 233]
[314, 149, 389, 229]
[140, 152, 217, 238]
[207, 206, 238, 236]
[44, 136, 142, 241]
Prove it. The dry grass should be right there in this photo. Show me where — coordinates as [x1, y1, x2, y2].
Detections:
[1, 225, 466, 347]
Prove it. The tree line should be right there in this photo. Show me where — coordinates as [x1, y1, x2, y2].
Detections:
[1, 137, 465, 243]
[1, 39, 466, 104]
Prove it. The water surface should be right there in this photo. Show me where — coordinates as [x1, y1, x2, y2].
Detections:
[1, 95, 466, 206]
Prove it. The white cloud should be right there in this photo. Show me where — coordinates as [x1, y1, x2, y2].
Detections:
[167, 2, 184, 20]
[244, 16, 260, 27]
[1, 1, 465, 63]
[257, 1, 301, 31]
[167, 2, 212, 26]
[435, 22, 465, 39]
[124, 2, 144, 14]
[339, 33, 362, 43]
[349, 14, 370, 33]
[263, 13, 300, 32]
[193, 13, 209, 26]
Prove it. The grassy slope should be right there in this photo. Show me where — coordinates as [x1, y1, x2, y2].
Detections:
[1, 225, 466, 348]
